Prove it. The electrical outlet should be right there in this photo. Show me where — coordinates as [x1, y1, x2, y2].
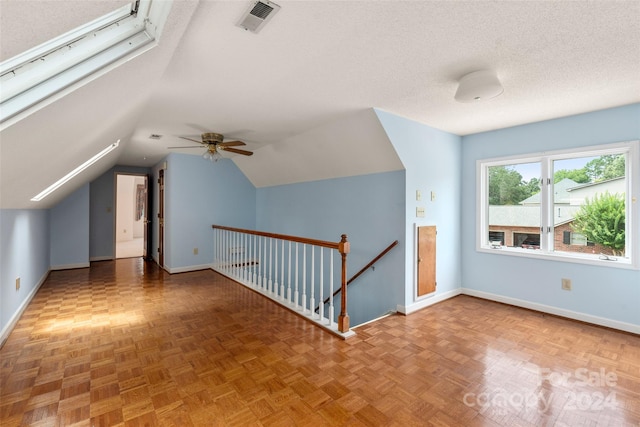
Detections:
[193, 248, 198, 255]
[416, 207, 425, 218]
[561, 278, 572, 291]
[16, 277, 20, 291]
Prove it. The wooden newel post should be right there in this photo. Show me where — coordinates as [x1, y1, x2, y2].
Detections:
[338, 234, 350, 333]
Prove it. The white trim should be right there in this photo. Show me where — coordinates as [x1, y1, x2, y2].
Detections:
[352, 310, 396, 328]
[462, 288, 639, 335]
[0, 270, 50, 346]
[90, 256, 113, 262]
[50, 262, 90, 271]
[397, 288, 462, 315]
[166, 264, 213, 274]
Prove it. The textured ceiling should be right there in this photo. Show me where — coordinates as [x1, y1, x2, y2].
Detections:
[1, 0, 639, 208]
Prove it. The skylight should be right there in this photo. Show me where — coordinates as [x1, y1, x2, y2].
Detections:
[0, 0, 171, 130]
[30, 140, 120, 202]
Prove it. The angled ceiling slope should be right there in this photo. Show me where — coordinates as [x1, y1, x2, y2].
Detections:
[233, 109, 403, 188]
[0, 0, 199, 209]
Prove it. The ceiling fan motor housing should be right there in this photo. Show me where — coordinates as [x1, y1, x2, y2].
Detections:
[202, 132, 224, 144]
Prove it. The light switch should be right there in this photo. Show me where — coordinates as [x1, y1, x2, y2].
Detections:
[416, 190, 422, 201]
[430, 191, 436, 201]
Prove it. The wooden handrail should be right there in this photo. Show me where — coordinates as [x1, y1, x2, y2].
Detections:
[212, 225, 340, 250]
[213, 224, 351, 333]
[317, 240, 398, 311]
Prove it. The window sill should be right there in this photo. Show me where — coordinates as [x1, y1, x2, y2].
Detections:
[477, 245, 638, 270]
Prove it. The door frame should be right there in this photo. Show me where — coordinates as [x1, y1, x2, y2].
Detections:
[158, 168, 165, 268]
[114, 172, 149, 259]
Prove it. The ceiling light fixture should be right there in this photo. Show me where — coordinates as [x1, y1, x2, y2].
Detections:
[454, 70, 503, 103]
[30, 140, 120, 201]
[203, 148, 222, 163]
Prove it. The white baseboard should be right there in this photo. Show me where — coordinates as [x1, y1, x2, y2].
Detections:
[89, 256, 113, 262]
[462, 288, 639, 335]
[50, 262, 90, 271]
[397, 288, 463, 315]
[166, 264, 213, 274]
[1, 270, 50, 346]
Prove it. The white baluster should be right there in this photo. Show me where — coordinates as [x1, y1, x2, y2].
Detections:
[224, 230, 228, 272]
[287, 241, 292, 303]
[236, 232, 240, 277]
[329, 251, 334, 326]
[302, 245, 307, 313]
[294, 242, 299, 308]
[228, 231, 232, 274]
[242, 233, 246, 281]
[310, 246, 315, 319]
[268, 238, 273, 293]
[232, 232, 237, 276]
[319, 248, 324, 321]
[256, 235, 261, 287]
[252, 234, 257, 286]
[279, 240, 285, 299]
[215, 229, 219, 269]
[244, 233, 249, 282]
[262, 236, 267, 290]
[273, 239, 279, 296]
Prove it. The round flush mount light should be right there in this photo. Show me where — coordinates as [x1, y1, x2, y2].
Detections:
[454, 69, 503, 103]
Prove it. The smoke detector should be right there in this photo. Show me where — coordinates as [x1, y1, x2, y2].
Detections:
[237, 1, 281, 33]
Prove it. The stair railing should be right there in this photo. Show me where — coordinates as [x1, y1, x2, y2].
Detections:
[317, 240, 398, 312]
[211, 225, 353, 337]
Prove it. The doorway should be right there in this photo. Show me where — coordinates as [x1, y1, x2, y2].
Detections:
[115, 174, 148, 259]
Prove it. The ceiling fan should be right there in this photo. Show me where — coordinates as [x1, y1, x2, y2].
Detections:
[168, 132, 253, 161]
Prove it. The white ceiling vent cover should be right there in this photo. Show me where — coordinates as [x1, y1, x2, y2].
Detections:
[237, 1, 281, 33]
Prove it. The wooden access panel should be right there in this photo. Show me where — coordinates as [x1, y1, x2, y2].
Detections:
[417, 226, 436, 296]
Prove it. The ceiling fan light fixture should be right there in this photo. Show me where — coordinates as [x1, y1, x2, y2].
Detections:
[454, 69, 503, 103]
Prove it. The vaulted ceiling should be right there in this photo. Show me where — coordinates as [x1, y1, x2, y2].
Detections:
[1, 1, 639, 209]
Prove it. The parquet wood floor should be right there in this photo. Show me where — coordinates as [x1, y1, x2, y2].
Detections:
[1, 259, 639, 426]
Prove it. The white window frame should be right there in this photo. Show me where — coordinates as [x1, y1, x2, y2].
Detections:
[0, 0, 172, 129]
[477, 140, 639, 270]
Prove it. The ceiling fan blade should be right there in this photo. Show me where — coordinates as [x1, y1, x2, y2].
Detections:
[168, 146, 202, 149]
[222, 147, 253, 156]
[218, 140, 246, 147]
[179, 136, 203, 144]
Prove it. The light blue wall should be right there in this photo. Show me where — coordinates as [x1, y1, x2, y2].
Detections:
[50, 183, 90, 268]
[164, 153, 256, 270]
[256, 170, 406, 326]
[461, 104, 640, 327]
[0, 209, 50, 338]
[375, 110, 463, 309]
[90, 165, 151, 260]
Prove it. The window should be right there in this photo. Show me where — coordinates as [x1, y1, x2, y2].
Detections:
[0, 0, 171, 129]
[477, 141, 639, 269]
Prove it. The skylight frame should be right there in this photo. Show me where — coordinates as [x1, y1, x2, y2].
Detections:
[30, 140, 120, 202]
[0, 0, 170, 129]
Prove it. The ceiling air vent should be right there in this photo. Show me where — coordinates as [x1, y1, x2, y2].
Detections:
[237, 1, 280, 33]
